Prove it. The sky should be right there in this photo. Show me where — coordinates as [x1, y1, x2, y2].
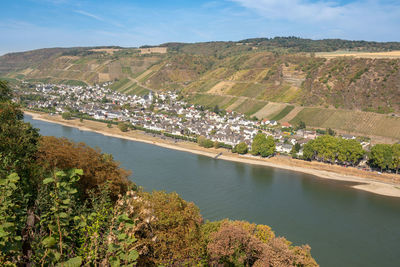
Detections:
[0, 0, 399, 55]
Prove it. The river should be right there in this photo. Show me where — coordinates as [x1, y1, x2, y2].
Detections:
[25, 115, 400, 267]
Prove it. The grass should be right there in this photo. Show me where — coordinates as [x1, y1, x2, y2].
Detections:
[271, 105, 295, 121]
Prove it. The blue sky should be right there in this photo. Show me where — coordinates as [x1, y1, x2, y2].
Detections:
[0, 0, 399, 55]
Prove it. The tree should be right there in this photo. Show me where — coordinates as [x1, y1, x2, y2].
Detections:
[391, 144, 400, 174]
[235, 142, 248, 154]
[37, 136, 132, 199]
[302, 140, 315, 160]
[213, 141, 221, 149]
[327, 128, 336, 136]
[207, 220, 317, 267]
[251, 134, 275, 157]
[118, 122, 128, 132]
[297, 120, 306, 130]
[61, 112, 72, 120]
[135, 191, 203, 265]
[213, 105, 220, 114]
[0, 81, 40, 194]
[369, 144, 392, 172]
[291, 143, 301, 158]
[337, 139, 364, 166]
[0, 80, 12, 102]
[197, 136, 214, 148]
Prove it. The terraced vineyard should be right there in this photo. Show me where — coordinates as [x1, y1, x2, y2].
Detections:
[290, 108, 400, 140]
[2, 39, 400, 141]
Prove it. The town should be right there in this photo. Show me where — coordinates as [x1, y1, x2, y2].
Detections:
[17, 82, 370, 158]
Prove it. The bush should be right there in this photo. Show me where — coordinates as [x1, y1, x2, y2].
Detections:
[197, 136, 214, 148]
[234, 142, 248, 154]
[207, 220, 317, 267]
[61, 112, 72, 120]
[118, 122, 128, 132]
[122, 191, 204, 265]
[36, 136, 132, 199]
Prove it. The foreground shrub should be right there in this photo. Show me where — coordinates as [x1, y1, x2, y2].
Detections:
[207, 220, 318, 267]
[116, 190, 204, 265]
[36, 136, 132, 199]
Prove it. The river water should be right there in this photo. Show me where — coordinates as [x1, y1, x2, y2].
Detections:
[25, 115, 400, 267]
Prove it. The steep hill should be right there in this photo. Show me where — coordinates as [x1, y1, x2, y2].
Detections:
[1, 37, 400, 140]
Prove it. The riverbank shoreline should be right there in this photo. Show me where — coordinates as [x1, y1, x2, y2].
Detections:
[25, 110, 400, 198]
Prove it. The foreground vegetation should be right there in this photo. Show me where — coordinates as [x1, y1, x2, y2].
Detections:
[1, 82, 318, 265]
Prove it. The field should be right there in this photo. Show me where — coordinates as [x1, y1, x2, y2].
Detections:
[252, 102, 287, 119]
[270, 105, 295, 121]
[234, 99, 267, 116]
[290, 108, 400, 141]
[316, 50, 400, 59]
[188, 94, 236, 110]
[207, 81, 235, 94]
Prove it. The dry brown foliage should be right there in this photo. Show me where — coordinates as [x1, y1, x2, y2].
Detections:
[207, 221, 318, 267]
[36, 136, 131, 199]
[112, 190, 204, 266]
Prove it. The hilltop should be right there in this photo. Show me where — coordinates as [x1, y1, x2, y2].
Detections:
[1, 37, 400, 141]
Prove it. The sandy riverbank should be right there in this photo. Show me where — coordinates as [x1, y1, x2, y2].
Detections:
[25, 110, 400, 198]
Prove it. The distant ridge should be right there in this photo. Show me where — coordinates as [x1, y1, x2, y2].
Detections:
[1, 37, 400, 141]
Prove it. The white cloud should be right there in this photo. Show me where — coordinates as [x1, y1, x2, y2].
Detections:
[74, 10, 104, 21]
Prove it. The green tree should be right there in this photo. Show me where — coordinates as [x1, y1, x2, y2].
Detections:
[251, 134, 275, 157]
[297, 120, 306, 130]
[197, 136, 214, 148]
[235, 142, 248, 154]
[118, 122, 128, 132]
[391, 144, 400, 174]
[291, 143, 301, 158]
[369, 144, 392, 172]
[337, 139, 364, 166]
[213, 105, 220, 114]
[0, 173, 28, 264]
[302, 140, 315, 160]
[0, 81, 40, 194]
[327, 128, 336, 136]
[0, 80, 12, 102]
[61, 112, 72, 120]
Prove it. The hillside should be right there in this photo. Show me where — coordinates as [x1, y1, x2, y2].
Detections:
[1, 37, 400, 140]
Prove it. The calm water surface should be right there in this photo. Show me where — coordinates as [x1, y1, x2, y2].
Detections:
[25, 115, 400, 267]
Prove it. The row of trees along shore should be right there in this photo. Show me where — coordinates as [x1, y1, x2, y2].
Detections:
[2, 80, 318, 265]
[62, 110, 400, 175]
[199, 130, 400, 174]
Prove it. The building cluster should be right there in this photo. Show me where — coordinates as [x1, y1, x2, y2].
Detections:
[20, 83, 369, 155]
